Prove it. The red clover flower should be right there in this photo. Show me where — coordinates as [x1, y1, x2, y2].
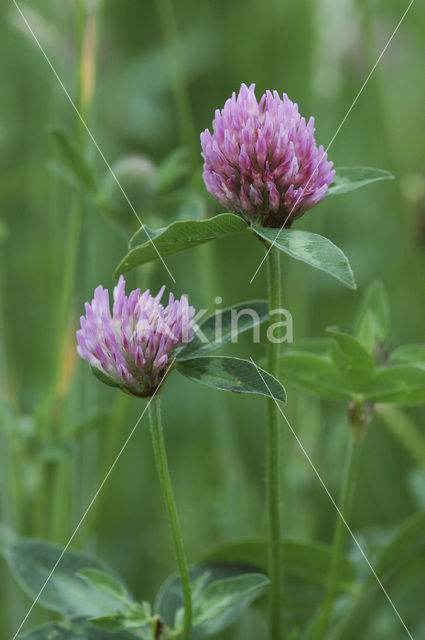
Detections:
[76, 276, 195, 397]
[201, 83, 335, 228]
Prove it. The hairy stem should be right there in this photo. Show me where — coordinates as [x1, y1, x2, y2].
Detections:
[266, 246, 282, 639]
[149, 395, 192, 640]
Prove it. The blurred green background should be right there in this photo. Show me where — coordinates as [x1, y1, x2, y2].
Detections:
[1, 0, 425, 637]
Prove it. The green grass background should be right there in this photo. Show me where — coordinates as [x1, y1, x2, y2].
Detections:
[1, 0, 425, 637]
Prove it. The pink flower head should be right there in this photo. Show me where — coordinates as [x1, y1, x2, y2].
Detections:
[76, 276, 195, 397]
[201, 83, 335, 228]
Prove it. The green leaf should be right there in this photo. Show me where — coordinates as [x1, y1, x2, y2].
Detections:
[115, 214, 247, 277]
[49, 127, 98, 195]
[197, 539, 355, 592]
[155, 566, 260, 639]
[121, 212, 246, 249]
[191, 573, 269, 636]
[88, 616, 130, 633]
[327, 166, 394, 195]
[176, 356, 286, 401]
[279, 350, 353, 400]
[328, 329, 376, 392]
[21, 619, 138, 639]
[161, 539, 355, 633]
[354, 310, 376, 356]
[78, 569, 130, 604]
[365, 365, 425, 405]
[199, 540, 355, 633]
[90, 603, 151, 633]
[3, 539, 132, 619]
[331, 511, 425, 639]
[156, 147, 190, 193]
[390, 344, 425, 367]
[252, 225, 356, 289]
[354, 280, 390, 352]
[191, 572, 212, 601]
[177, 300, 268, 359]
[156, 568, 267, 639]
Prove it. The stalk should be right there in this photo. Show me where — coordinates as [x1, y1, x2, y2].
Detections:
[148, 394, 192, 640]
[56, 0, 97, 402]
[80, 392, 130, 542]
[0, 252, 21, 527]
[39, 0, 100, 539]
[76, 0, 106, 549]
[265, 246, 282, 639]
[37, 2, 89, 439]
[155, 0, 198, 167]
[311, 434, 362, 639]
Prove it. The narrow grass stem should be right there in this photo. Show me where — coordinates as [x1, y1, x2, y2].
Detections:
[80, 393, 130, 543]
[312, 436, 361, 639]
[39, 0, 90, 435]
[38, 1, 100, 539]
[148, 394, 192, 640]
[265, 246, 282, 639]
[155, 0, 198, 167]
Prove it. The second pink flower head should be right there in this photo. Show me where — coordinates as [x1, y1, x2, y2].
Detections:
[77, 276, 195, 397]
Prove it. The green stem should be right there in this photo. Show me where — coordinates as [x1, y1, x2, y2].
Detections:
[265, 246, 282, 639]
[75, 0, 87, 148]
[80, 393, 130, 544]
[312, 436, 361, 639]
[376, 404, 425, 466]
[34, 3, 88, 538]
[148, 395, 192, 640]
[155, 0, 198, 167]
[39, 1, 100, 540]
[38, 0, 88, 436]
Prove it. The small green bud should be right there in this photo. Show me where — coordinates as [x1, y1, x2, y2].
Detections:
[102, 155, 157, 232]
